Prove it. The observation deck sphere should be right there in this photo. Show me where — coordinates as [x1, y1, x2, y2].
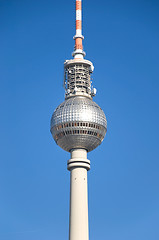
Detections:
[50, 96, 107, 152]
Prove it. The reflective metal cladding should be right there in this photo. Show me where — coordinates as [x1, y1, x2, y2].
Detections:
[50, 96, 107, 152]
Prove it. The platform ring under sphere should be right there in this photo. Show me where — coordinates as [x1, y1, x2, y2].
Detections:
[50, 96, 107, 152]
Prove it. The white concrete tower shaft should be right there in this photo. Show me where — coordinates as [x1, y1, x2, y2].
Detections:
[67, 149, 90, 240]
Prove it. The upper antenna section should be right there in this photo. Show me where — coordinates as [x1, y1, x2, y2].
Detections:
[72, 0, 86, 59]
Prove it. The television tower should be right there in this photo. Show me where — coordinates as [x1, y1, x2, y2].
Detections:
[50, 1, 107, 240]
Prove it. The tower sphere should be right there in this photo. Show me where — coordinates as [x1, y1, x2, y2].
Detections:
[50, 96, 107, 152]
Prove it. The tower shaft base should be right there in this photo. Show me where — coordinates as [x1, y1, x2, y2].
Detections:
[68, 149, 90, 240]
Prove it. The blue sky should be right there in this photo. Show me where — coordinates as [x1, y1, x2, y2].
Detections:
[0, 0, 159, 239]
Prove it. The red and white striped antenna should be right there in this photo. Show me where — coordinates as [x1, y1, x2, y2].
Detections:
[72, 0, 86, 59]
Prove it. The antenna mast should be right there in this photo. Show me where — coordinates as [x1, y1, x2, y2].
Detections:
[72, 0, 86, 59]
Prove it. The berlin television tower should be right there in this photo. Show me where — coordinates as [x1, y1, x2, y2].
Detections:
[50, 1, 107, 239]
